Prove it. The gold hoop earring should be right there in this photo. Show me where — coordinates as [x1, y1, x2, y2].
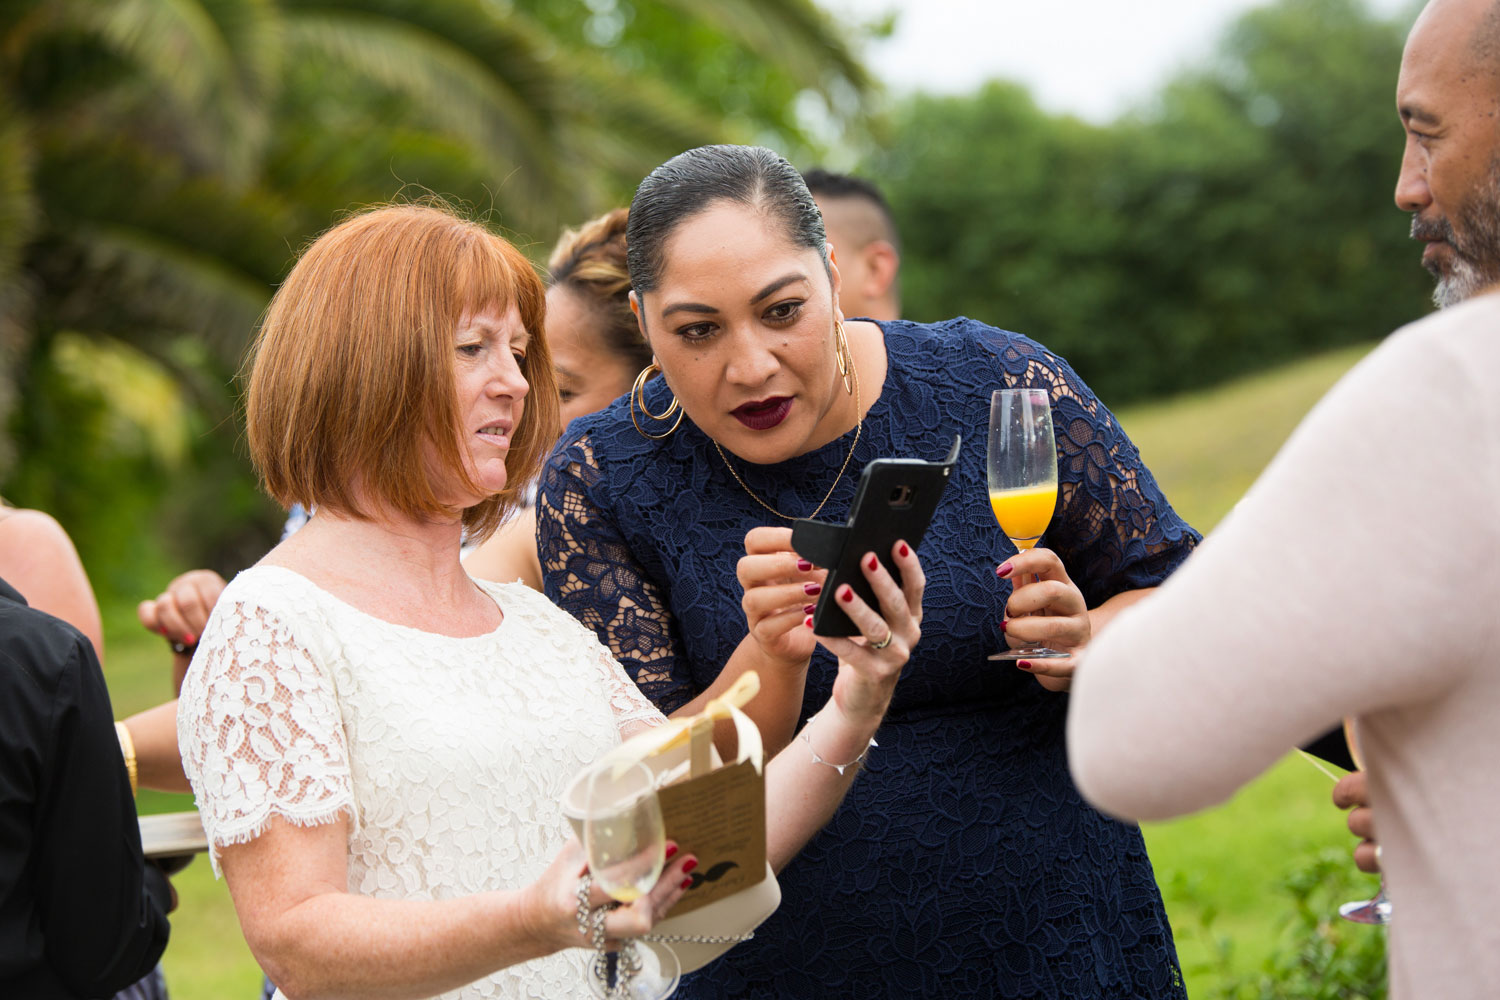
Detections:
[630, 363, 684, 440]
[834, 320, 854, 396]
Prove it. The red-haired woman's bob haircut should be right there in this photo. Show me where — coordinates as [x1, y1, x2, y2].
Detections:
[245, 202, 558, 541]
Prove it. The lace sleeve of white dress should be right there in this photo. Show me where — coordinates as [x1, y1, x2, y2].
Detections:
[177, 588, 355, 876]
[566, 606, 666, 742]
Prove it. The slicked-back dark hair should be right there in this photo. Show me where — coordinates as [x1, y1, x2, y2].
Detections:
[626, 145, 828, 295]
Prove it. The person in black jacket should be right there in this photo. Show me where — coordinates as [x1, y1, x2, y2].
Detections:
[0, 576, 171, 999]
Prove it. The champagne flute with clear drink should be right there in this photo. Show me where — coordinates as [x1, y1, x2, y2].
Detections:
[582, 760, 681, 998]
[986, 388, 1068, 661]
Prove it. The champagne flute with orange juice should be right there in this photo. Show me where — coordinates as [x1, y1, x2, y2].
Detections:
[986, 388, 1068, 661]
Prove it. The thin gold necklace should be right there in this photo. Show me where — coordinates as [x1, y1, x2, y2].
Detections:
[714, 357, 861, 521]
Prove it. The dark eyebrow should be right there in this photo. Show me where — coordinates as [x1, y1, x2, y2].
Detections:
[1400, 104, 1440, 126]
[660, 273, 811, 318]
[662, 300, 718, 318]
[751, 273, 808, 304]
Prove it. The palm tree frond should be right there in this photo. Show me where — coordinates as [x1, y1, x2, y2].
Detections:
[49, 0, 283, 180]
[655, 0, 873, 98]
[285, 9, 567, 229]
[37, 222, 272, 366]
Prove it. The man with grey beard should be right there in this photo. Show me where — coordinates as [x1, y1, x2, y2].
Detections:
[1394, 0, 1500, 308]
[1330, 0, 1500, 887]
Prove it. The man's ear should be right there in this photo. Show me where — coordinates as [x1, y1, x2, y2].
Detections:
[864, 240, 900, 298]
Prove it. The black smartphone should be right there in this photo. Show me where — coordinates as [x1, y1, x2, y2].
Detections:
[791, 435, 961, 637]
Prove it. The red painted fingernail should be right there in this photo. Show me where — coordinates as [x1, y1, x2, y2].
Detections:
[681, 878, 693, 890]
[1017, 660, 1033, 671]
[804, 582, 821, 595]
[682, 858, 698, 874]
[797, 559, 813, 572]
[997, 563, 1013, 578]
[1000, 619, 1007, 634]
[865, 554, 878, 572]
[804, 604, 816, 614]
[805, 615, 814, 628]
[184, 633, 196, 645]
[898, 542, 910, 558]
[839, 585, 854, 603]
[665, 844, 679, 860]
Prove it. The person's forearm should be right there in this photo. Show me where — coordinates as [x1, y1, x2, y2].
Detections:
[1087, 587, 1154, 637]
[124, 700, 190, 793]
[172, 651, 191, 695]
[763, 701, 883, 872]
[1069, 327, 1488, 821]
[246, 888, 553, 1000]
[670, 634, 809, 758]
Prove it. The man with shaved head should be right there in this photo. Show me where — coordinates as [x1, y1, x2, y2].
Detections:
[803, 169, 902, 322]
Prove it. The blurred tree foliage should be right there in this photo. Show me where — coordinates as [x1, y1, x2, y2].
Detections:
[0, 0, 870, 599]
[870, 0, 1433, 405]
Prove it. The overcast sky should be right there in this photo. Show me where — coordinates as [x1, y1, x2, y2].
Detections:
[824, 0, 1418, 122]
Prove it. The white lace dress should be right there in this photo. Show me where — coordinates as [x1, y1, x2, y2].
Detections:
[177, 565, 666, 999]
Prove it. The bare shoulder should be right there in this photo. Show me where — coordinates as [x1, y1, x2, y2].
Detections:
[0, 508, 87, 579]
[0, 507, 74, 548]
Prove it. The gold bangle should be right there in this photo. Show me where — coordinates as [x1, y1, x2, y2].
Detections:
[114, 721, 138, 796]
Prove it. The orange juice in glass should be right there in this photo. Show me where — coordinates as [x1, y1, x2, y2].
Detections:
[988, 483, 1058, 551]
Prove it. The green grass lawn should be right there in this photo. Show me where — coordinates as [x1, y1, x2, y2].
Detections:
[101, 343, 1380, 997]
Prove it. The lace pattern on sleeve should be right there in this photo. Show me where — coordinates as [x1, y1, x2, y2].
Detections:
[588, 642, 668, 742]
[978, 329, 1200, 605]
[178, 596, 355, 876]
[538, 434, 694, 713]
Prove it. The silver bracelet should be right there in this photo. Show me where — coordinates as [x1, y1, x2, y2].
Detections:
[576, 872, 751, 998]
[799, 714, 878, 776]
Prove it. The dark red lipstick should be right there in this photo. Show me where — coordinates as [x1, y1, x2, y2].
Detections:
[731, 396, 793, 430]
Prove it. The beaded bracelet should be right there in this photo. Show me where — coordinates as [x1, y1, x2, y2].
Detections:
[799, 714, 878, 776]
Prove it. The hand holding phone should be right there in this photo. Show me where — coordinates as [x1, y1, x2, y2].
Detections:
[791, 436, 960, 636]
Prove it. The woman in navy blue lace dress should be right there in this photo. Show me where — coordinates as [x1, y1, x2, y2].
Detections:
[538, 145, 1200, 998]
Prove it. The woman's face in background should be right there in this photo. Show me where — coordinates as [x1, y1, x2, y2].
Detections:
[546, 285, 638, 428]
[631, 200, 846, 465]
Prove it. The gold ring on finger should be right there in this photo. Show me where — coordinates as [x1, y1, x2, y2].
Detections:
[869, 628, 894, 650]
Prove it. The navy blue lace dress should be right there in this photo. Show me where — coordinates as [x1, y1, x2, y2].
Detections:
[539, 318, 1200, 998]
